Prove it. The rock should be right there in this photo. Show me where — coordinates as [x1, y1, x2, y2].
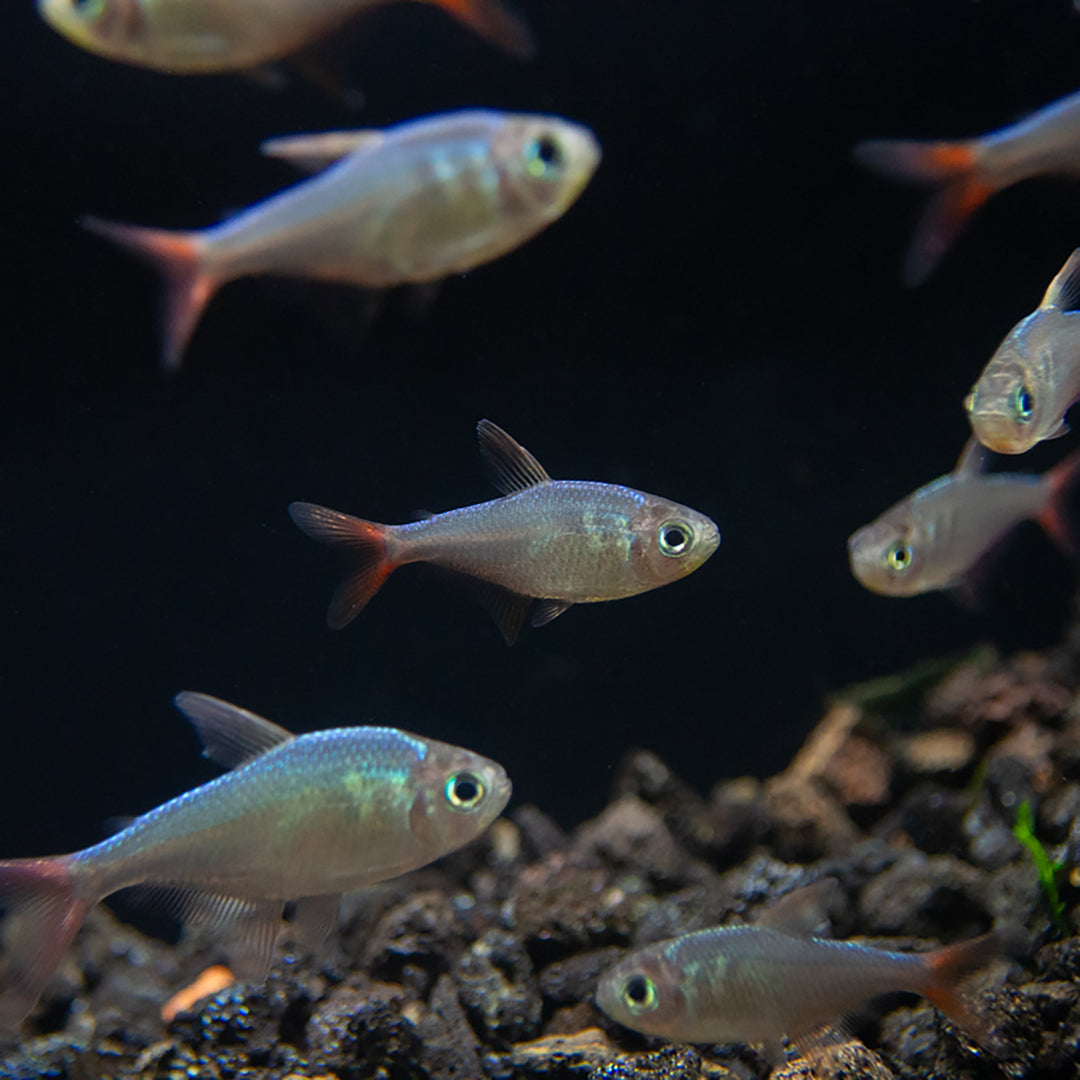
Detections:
[898, 729, 976, 779]
[574, 796, 692, 886]
[456, 929, 542, 1045]
[772, 1040, 896, 1080]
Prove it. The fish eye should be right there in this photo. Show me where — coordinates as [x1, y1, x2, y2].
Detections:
[525, 133, 564, 178]
[1012, 383, 1035, 423]
[445, 771, 485, 811]
[622, 974, 658, 1013]
[886, 542, 913, 572]
[658, 520, 694, 557]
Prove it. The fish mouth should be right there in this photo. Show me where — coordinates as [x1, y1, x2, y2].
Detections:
[968, 410, 1036, 455]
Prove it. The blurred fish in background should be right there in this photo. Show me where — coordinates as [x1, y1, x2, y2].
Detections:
[290, 419, 720, 643]
[83, 110, 601, 369]
[36, 0, 536, 73]
[847, 439, 1080, 597]
[855, 86, 1080, 284]
[966, 249, 1080, 454]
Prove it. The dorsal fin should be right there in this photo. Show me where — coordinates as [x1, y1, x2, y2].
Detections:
[953, 435, 990, 478]
[477, 419, 551, 495]
[174, 692, 294, 770]
[755, 878, 844, 938]
[259, 130, 386, 173]
[1042, 249, 1080, 312]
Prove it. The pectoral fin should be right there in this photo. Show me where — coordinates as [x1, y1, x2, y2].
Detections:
[173, 692, 294, 770]
[531, 599, 573, 627]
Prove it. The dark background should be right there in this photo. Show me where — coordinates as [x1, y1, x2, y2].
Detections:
[4, 0, 1080, 855]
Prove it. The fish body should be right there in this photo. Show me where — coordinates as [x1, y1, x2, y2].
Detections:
[290, 420, 720, 642]
[0, 692, 510, 1027]
[847, 441, 1079, 596]
[967, 250, 1080, 453]
[84, 110, 600, 369]
[596, 923, 1000, 1049]
[855, 87, 1080, 284]
[37, 0, 536, 73]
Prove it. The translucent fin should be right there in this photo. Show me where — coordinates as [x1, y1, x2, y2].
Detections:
[0, 857, 89, 1028]
[81, 216, 217, 371]
[756, 878, 844, 938]
[290, 894, 340, 948]
[260, 130, 385, 173]
[477, 419, 551, 494]
[530, 599, 573, 627]
[427, 0, 537, 60]
[920, 931, 1004, 1049]
[1041, 249, 1080, 311]
[467, 577, 533, 644]
[288, 502, 395, 629]
[173, 692, 294, 770]
[155, 887, 284, 983]
[953, 435, 991, 477]
[852, 138, 990, 285]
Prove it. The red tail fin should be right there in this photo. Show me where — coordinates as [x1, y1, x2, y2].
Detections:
[853, 139, 992, 286]
[0, 857, 90, 1028]
[82, 216, 217, 371]
[920, 931, 1003, 1049]
[288, 502, 397, 629]
[1036, 449, 1080, 555]
[428, 0, 537, 60]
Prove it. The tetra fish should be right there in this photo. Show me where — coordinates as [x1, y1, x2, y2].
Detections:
[0, 692, 510, 1027]
[83, 110, 601, 369]
[597, 881, 1002, 1058]
[967, 250, 1080, 454]
[847, 439, 1080, 597]
[290, 420, 720, 643]
[37, 0, 536, 73]
[855, 86, 1080, 284]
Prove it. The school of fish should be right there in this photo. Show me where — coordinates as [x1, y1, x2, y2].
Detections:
[7, 0, 1080, 1065]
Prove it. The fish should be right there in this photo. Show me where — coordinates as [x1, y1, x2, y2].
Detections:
[854, 86, 1080, 284]
[36, 0, 536, 73]
[847, 439, 1080, 597]
[83, 110, 601, 369]
[596, 919, 1003, 1058]
[289, 419, 720, 644]
[966, 249, 1080, 454]
[0, 691, 511, 1027]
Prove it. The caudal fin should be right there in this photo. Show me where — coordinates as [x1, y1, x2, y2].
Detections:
[288, 502, 397, 629]
[1036, 449, 1080, 555]
[920, 931, 1004, 1049]
[428, 0, 537, 60]
[82, 216, 218, 371]
[0, 857, 90, 1028]
[853, 139, 992, 286]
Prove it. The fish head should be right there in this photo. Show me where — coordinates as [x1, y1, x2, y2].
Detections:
[595, 947, 689, 1039]
[847, 512, 927, 596]
[965, 317, 1050, 454]
[407, 740, 512, 858]
[37, 0, 148, 63]
[493, 116, 602, 224]
[629, 499, 720, 587]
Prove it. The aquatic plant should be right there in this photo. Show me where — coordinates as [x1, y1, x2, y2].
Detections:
[1012, 800, 1069, 935]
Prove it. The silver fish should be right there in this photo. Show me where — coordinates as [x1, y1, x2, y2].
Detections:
[290, 420, 720, 643]
[966, 250, 1080, 454]
[855, 86, 1080, 284]
[597, 921, 1001, 1055]
[37, 0, 536, 73]
[0, 692, 510, 1027]
[847, 439, 1079, 597]
[83, 110, 601, 369]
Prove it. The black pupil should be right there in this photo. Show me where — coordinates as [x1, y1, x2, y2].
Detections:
[536, 136, 558, 164]
[454, 775, 479, 803]
[626, 976, 649, 1003]
[894, 547, 907, 564]
[1019, 390, 1032, 413]
[664, 527, 686, 548]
